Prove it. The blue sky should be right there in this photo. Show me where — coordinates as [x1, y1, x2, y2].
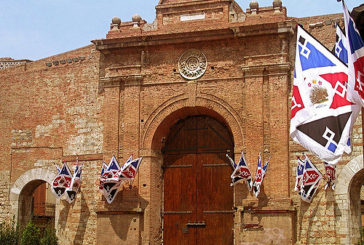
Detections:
[0, 0, 362, 61]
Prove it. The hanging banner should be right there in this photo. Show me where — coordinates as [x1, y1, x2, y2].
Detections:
[51, 163, 72, 199]
[226, 152, 253, 191]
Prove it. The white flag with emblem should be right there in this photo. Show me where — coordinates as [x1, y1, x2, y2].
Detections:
[290, 25, 360, 164]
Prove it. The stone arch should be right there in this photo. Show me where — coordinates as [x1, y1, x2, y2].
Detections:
[141, 93, 245, 153]
[9, 168, 57, 225]
[335, 155, 364, 244]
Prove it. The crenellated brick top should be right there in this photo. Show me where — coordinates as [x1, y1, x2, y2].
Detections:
[100, 0, 288, 41]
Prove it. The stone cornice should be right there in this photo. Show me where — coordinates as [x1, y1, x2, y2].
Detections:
[92, 21, 295, 52]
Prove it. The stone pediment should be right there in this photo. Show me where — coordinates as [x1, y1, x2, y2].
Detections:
[155, 0, 245, 30]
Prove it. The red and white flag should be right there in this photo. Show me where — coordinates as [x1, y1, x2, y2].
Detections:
[51, 163, 72, 198]
[65, 161, 83, 203]
[324, 162, 336, 190]
[99, 155, 122, 204]
[295, 157, 305, 193]
[252, 153, 269, 197]
[226, 152, 253, 190]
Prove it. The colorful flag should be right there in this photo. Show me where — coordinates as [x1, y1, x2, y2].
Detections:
[99, 155, 143, 204]
[65, 161, 83, 203]
[51, 163, 72, 198]
[324, 162, 336, 190]
[119, 156, 143, 183]
[290, 25, 360, 164]
[334, 24, 348, 64]
[226, 152, 253, 190]
[342, 1, 364, 107]
[252, 153, 269, 197]
[300, 154, 323, 203]
[294, 157, 305, 193]
[99, 155, 122, 204]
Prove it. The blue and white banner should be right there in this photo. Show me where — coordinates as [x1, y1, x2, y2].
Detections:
[342, 1, 364, 107]
[300, 154, 322, 203]
[334, 24, 348, 64]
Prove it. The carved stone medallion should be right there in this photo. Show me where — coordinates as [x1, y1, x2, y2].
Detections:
[178, 49, 207, 80]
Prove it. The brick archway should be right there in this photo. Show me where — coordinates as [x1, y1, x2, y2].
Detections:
[138, 94, 245, 244]
[141, 93, 245, 152]
[335, 155, 364, 244]
[9, 168, 57, 224]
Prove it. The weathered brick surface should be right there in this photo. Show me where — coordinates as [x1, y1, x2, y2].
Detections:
[0, 1, 363, 244]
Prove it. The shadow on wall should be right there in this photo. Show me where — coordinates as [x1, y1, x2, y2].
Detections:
[96, 187, 149, 244]
[57, 192, 90, 245]
[58, 199, 70, 232]
[297, 190, 324, 243]
[74, 192, 90, 245]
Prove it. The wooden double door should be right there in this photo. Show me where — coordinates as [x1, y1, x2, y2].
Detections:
[163, 116, 234, 244]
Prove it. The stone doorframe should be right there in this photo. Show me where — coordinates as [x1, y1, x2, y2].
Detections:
[9, 168, 57, 223]
[335, 155, 364, 244]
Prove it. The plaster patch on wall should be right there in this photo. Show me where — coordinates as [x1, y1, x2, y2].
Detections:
[180, 13, 205, 21]
[11, 129, 33, 147]
[65, 120, 103, 156]
[35, 114, 65, 138]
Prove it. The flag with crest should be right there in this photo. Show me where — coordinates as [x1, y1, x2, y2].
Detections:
[300, 154, 323, 203]
[324, 162, 336, 190]
[334, 24, 349, 64]
[99, 155, 122, 204]
[65, 161, 83, 203]
[295, 157, 305, 193]
[226, 152, 253, 190]
[252, 153, 269, 197]
[51, 163, 72, 198]
[342, 1, 364, 107]
[290, 25, 360, 164]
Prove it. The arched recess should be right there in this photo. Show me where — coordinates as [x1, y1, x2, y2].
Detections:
[139, 94, 245, 244]
[141, 94, 245, 152]
[9, 168, 57, 227]
[335, 155, 364, 244]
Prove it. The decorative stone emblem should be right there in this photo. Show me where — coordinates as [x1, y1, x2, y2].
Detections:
[178, 49, 207, 80]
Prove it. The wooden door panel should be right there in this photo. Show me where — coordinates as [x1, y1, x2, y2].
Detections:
[197, 213, 234, 245]
[164, 154, 196, 212]
[163, 213, 196, 245]
[197, 117, 233, 152]
[163, 116, 234, 245]
[197, 153, 233, 212]
[33, 182, 46, 216]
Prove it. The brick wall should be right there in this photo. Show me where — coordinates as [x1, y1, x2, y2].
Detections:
[0, 1, 363, 244]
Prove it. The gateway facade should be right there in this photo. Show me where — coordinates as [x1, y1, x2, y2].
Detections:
[0, 0, 363, 244]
